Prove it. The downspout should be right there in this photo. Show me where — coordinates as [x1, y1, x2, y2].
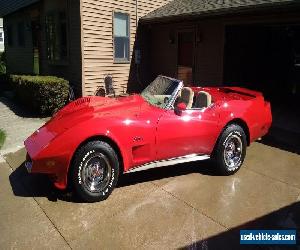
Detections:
[79, 0, 86, 97]
[135, 0, 142, 88]
[135, 0, 138, 28]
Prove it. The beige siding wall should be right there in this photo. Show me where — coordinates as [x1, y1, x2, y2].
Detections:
[4, 10, 35, 74]
[80, 0, 172, 96]
[137, 0, 171, 20]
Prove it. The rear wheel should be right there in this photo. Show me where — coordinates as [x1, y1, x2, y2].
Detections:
[213, 124, 247, 175]
[71, 141, 119, 202]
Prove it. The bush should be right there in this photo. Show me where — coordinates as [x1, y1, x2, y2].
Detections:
[0, 129, 5, 149]
[10, 75, 69, 115]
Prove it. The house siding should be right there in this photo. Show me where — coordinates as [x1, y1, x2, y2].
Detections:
[80, 0, 171, 96]
[137, 0, 171, 20]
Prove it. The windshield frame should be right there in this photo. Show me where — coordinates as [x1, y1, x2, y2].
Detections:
[141, 76, 183, 110]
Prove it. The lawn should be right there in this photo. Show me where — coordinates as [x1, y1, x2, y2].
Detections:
[0, 129, 6, 149]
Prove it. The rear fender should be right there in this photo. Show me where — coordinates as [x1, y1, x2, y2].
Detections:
[218, 97, 270, 143]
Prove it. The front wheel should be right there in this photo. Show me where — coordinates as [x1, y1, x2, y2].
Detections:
[71, 141, 119, 202]
[213, 124, 247, 175]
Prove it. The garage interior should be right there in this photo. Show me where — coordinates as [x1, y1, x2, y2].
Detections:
[224, 23, 300, 153]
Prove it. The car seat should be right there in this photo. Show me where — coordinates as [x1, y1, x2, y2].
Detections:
[193, 91, 212, 108]
[180, 87, 194, 109]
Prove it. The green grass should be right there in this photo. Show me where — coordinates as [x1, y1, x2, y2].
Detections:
[0, 129, 6, 150]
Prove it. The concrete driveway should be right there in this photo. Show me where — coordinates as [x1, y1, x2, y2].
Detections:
[0, 142, 299, 249]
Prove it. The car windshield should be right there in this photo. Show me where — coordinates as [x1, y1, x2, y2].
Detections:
[141, 76, 181, 109]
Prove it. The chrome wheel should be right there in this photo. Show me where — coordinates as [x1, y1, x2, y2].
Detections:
[81, 152, 112, 193]
[223, 134, 242, 170]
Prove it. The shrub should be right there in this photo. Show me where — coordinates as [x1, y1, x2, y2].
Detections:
[10, 75, 70, 115]
[0, 129, 5, 149]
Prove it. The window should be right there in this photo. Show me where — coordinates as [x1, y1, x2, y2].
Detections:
[46, 11, 68, 62]
[7, 25, 13, 46]
[0, 32, 3, 43]
[17, 22, 25, 46]
[113, 12, 129, 62]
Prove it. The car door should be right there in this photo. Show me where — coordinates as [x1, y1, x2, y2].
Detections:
[124, 102, 165, 168]
[155, 105, 221, 161]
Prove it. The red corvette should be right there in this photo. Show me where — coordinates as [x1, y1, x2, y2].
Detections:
[24, 76, 272, 202]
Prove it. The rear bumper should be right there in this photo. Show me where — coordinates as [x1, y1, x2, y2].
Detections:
[259, 101, 272, 138]
[264, 101, 272, 131]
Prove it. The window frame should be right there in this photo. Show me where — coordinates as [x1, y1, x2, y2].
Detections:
[0, 31, 3, 43]
[6, 25, 14, 47]
[17, 22, 25, 47]
[45, 9, 69, 65]
[113, 11, 130, 64]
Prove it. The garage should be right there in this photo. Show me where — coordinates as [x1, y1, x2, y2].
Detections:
[140, 0, 300, 153]
[224, 23, 300, 153]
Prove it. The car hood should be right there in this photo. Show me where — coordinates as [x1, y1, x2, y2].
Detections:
[25, 95, 145, 158]
[49, 94, 144, 130]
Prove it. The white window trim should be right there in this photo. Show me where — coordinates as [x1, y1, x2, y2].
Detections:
[113, 11, 130, 63]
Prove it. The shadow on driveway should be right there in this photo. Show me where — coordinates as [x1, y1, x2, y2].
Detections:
[8, 163, 67, 202]
[0, 96, 46, 119]
[9, 160, 218, 203]
[118, 159, 217, 188]
[179, 201, 300, 250]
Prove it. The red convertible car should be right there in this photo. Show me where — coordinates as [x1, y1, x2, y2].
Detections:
[24, 76, 272, 202]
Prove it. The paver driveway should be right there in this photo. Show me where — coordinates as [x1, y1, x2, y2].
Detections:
[0, 142, 299, 249]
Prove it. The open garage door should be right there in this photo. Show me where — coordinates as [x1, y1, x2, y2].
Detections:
[224, 24, 300, 153]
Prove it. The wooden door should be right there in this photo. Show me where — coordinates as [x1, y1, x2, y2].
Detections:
[177, 31, 194, 85]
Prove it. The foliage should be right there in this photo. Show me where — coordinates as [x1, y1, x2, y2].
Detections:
[0, 129, 5, 149]
[10, 75, 70, 115]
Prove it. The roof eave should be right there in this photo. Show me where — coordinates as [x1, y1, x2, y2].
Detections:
[0, 0, 40, 18]
[140, 1, 300, 24]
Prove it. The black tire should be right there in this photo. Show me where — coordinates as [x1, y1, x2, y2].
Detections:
[71, 141, 119, 202]
[212, 124, 247, 175]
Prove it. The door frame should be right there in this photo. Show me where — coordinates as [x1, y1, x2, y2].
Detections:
[30, 12, 41, 75]
[176, 26, 196, 83]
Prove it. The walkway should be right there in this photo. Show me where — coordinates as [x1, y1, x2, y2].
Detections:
[0, 97, 45, 154]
